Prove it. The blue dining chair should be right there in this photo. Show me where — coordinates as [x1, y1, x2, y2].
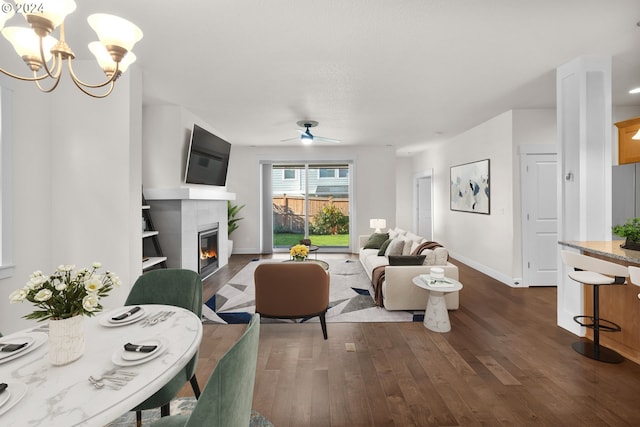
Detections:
[124, 268, 203, 426]
[150, 313, 261, 427]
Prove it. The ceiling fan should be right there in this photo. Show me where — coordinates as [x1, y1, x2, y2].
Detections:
[281, 121, 341, 145]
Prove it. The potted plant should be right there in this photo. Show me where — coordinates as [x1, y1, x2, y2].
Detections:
[612, 217, 640, 250]
[228, 201, 245, 255]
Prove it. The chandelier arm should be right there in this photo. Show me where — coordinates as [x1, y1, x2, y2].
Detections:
[70, 75, 115, 99]
[67, 58, 119, 89]
[0, 66, 54, 82]
[40, 38, 61, 79]
[34, 69, 63, 93]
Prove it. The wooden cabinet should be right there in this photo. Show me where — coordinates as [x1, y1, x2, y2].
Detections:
[615, 117, 640, 164]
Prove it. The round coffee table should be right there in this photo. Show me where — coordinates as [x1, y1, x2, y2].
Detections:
[282, 259, 329, 271]
[412, 275, 463, 333]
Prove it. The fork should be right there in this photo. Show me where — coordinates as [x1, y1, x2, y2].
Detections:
[154, 311, 175, 325]
[141, 311, 166, 327]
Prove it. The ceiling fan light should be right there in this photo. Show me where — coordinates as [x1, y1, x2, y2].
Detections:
[300, 133, 313, 145]
[16, 0, 77, 34]
[88, 13, 143, 60]
[0, 2, 15, 30]
[2, 26, 57, 61]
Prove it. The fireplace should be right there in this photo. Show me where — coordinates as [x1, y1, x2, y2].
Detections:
[198, 223, 219, 279]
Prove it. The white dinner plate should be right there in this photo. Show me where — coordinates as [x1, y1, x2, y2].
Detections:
[120, 338, 164, 361]
[99, 307, 146, 327]
[0, 387, 10, 408]
[112, 338, 167, 366]
[0, 382, 27, 416]
[0, 332, 47, 364]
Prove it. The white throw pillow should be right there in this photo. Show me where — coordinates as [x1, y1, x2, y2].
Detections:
[434, 247, 449, 265]
[404, 232, 423, 243]
[388, 229, 400, 239]
[385, 238, 405, 256]
[402, 238, 413, 255]
[421, 249, 436, 265]
[394, 227, 407, 236]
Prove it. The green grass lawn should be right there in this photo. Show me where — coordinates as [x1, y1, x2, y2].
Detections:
[273, 233, 350, 247]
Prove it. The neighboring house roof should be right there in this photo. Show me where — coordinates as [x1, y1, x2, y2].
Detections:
[314, 185, 349, 196]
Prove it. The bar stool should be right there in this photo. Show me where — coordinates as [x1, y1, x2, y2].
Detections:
[628, 266, 640, 300]
[560, 250, 628, 363]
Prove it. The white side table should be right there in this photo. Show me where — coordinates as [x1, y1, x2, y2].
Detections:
[412, 275, 463, 333]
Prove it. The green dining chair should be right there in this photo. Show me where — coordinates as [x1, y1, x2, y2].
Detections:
[150, 313, 261, 427]
[124, 268, 203, 426]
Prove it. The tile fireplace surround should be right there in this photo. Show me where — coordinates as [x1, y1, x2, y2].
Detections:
[144, 187, 236, 276]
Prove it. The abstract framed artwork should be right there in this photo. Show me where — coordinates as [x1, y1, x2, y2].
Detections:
[450, 159, 490, 214]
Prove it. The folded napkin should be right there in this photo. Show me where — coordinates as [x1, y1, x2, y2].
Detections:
[0, 342, 27, 352]
[124, 343, 157, 353]
[0, 383, 7, 394]
[111, 306, 141, 321]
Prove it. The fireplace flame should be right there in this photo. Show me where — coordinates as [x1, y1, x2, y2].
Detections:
[200, 248, 217, 260]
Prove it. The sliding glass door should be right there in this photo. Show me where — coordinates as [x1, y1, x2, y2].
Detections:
[271, 163, 351, 250]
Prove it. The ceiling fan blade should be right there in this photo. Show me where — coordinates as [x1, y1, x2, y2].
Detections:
[314, 135, 341, 143]
[280, 136, 300, 142]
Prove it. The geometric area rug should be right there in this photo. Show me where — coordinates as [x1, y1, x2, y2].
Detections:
[104, 397, 273, 426]
[202, 258, 424, 325]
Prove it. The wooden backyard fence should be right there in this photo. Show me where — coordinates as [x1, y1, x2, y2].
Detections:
[272, 194, 349, 232]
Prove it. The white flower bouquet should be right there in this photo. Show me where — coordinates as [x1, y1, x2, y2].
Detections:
[9, 262, 121, 321]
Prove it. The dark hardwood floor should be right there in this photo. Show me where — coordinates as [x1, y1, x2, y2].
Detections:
[178, 254, 640, 427]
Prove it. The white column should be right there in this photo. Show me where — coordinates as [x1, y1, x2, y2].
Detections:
[556, 56, 612, 334]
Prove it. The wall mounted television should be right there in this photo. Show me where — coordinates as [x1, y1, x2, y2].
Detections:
[184, 124, 231, 186]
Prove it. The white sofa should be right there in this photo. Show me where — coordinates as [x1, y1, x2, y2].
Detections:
[358, 230, 459, 311]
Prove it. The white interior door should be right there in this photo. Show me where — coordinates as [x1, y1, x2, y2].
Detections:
[522, 153, 558, 286]
[415, 174, 433, 241]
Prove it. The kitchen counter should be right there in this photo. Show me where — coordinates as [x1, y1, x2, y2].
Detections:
[558, 240, 640, 264]
[558, 240, 640, 364]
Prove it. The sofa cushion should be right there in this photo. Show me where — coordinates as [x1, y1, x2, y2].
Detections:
[385, 238, 405, 256]
[388, 255, 427, 266]
[404, 232, 423, 243]
[377, 239, 392, 256]
[434, 247, 449, 265]
[421, 249, 436, 265]
[401, 238, 414, 255]
[363, 233, 389, 249]
[388, 228, 407, 239]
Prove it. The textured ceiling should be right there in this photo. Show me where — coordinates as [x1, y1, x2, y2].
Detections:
[2, 0, 639, 154]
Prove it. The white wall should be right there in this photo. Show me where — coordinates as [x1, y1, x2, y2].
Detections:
[395, 157, 414, 230]
[226, 145, 397, 254]
[402, 109, 556, 286]
[142, 105, 230, 191]
[0, 62, 142, 334]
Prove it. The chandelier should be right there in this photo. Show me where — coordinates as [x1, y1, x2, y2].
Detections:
[0, 0, 142, 98]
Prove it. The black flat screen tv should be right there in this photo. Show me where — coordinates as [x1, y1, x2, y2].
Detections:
[184, 124, 231, 186]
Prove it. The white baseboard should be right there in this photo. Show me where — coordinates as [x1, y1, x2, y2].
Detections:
[231, 248, 261, 255]
[448, 250, 524, 288]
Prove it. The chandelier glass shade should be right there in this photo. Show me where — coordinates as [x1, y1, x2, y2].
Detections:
[0, 0, 142, 98]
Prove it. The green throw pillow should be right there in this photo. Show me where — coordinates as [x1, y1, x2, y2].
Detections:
[377, 239, 392, 255]
[363, 233, 389, 249]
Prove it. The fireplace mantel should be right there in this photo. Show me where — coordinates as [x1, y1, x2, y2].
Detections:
[144, 187, 236, 201]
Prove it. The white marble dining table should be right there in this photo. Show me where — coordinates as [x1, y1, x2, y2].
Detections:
[0, 304, 203, 426]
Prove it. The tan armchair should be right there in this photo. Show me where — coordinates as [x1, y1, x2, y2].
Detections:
[254, 262, 330, 339]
